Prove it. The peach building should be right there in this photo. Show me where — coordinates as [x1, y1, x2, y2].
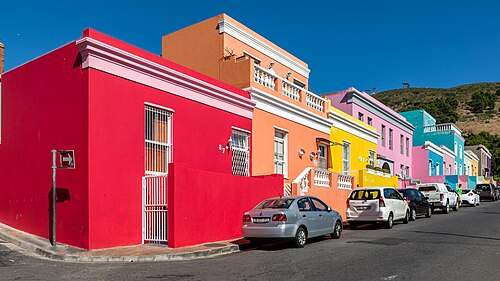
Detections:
[162, 14, 354, 210]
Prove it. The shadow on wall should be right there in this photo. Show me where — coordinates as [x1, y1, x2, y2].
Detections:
[47, 188, 71, 244]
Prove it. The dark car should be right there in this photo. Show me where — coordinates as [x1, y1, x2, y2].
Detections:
[475, 183, 497, 201]
[398, 188, 432, 220]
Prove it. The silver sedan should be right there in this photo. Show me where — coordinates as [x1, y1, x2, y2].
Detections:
[242, 196, 343, 248]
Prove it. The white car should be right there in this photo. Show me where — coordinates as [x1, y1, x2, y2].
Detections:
[346, 187, 410, 229]
[460, 189, 480, 207]
[417, 183, 459, 214]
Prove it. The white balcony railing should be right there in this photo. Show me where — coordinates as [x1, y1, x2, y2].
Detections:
[338, 174, 353, 190]
[282, 80, 300, 101]
[306, 91, 325, 112]
[254, 65, 276, 90]
[424, 123, 462, 135]
[314, 169, 331, 187]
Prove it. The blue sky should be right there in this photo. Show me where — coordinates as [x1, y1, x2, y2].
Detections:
[1, 1, 498, 93]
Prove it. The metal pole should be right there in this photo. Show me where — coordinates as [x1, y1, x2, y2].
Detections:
[51, 150, 57, 246]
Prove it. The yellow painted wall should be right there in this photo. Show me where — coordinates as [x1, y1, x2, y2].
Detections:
[471, 158, 479, 176]
[356, 170, 399, 188]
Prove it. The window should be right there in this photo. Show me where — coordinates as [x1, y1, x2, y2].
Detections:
[454, 142, 457, 155]
[443, 161, 447, 175]
[454, 162, 457, 174]
[318, 143, 328, 169]
[311, 198, 329, 211]
[358, 112, 364, 122]
[389, 129, 393, 150]
[381, 125, 386, 147]
[369, 150, 375, 166]
[145, 105, 172, 175]
[400, 164, 405, 178]
[400, 134, 404, 154]
[405, 137, 409, 157]
[274, 130, 287, 177]
[459, 145, 463, 159]
[367, 117, 373, 126]
[232, 129, 250, 176]
[293, 79, 306, 88]
[297, 198, 313, 211]
[406, 166, 410, 177]
[428, 160, 433, 176]
[342, 141, 350, 175]
[436, 163, 440, 176]
[459, 164, 462, 175]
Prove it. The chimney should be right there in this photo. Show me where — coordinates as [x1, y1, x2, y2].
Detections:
[0, 41, 4, 74]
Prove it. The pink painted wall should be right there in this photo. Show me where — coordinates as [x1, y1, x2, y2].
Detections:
[443, 153, 454, 175]
[168, 163, 283, 248]
[412, 146, 429, 182]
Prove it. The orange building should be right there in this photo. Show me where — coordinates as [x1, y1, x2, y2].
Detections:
[162, 14, 354, 211]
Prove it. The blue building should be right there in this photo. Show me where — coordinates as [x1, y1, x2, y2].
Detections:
[401, 110, 465, 176]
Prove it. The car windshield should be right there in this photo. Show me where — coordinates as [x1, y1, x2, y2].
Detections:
[418, 186, 436, 192]
[476, 184, 491, 191]
[255, 198, 294, 209]
[350, 190, 380, 200]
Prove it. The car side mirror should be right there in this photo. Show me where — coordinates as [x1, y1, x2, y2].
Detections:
[424, 196, 429, 200]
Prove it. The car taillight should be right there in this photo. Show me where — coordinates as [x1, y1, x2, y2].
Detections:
[440, 193, 444, 201]
[379, 197, 386, 207]
[272, 214, 287, 222]
[405, 197, 411, 206]
[468, 192, 473, 197]
[243, 214, 251, 222]
[346, 198, 350, 208]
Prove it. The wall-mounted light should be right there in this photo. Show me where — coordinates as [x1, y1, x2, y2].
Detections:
[227, 137, 233, 151]
[310, 152, 317, 161]
[286, 71, 292, 80]
[298, 149, 305, 158]
[268, 61, 275, 69]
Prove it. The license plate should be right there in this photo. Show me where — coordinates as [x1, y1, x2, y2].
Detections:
[253, 217, 270, 223]
[356, 206, 371, 210]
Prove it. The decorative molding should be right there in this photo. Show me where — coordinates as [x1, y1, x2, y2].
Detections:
[345, 88, 415, 134]
[424, 141, 444, 157]
[439, 145, 456, 158]
[328, 110, 379, 144]
[218, 19, 310, 78]
[76, 37, 256, 119]
[245, 87, 331, 134]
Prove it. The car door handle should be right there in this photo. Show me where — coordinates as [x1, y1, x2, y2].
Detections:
[302, 214, 307, 218]
[319, 214, 323, 217]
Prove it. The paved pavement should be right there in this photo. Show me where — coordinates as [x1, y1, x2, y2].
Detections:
[2, 200, 500, 280]
[0, 222, 241, 262]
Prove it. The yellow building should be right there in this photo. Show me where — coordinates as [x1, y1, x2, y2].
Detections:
[328, 106, 398, 188]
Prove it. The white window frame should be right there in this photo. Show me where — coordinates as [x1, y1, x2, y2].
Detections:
[318, 143, 328, 170]
[459, 145, 463, 159]
[400, 134, 404, 155]
[274, 129, 288, 178]
[454, 162, 458, 175]
[231, 128, 250, 176]
[369, 150, 375, 166]
[436, 163, 440, 176]
[405, 137, 409, 157]
[358, 112, 364, 122]
[342, 141, 351, 175]
[389, 128, 393, 150]
[145, 104, 173, 175]
[429, 160, 433, 176]
[381, 125, 386, 147]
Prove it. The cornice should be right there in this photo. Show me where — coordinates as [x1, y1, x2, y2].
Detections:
[76, 37, 255, 119]
[328, 110, 379, 144]
[218, 19, 310, 78]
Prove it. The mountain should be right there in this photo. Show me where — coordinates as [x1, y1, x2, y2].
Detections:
[372, 82, 500, 135]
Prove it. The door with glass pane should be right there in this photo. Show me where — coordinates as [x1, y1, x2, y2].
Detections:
[274, 130, 287, 177]
[318, 143, 328, 169]
[342, 142, 350, 174]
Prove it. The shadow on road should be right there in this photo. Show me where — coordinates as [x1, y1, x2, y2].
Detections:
[412, 230, 500, 241]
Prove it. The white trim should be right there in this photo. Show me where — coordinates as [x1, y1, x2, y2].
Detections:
[231, 126, 251, 134]
[273, 126, 289, 133]
[218, 18, 310, 78]
[245, 87, 331, 134]
[242, 51, 262, 63]
[293, 77, 307, 87]
[424, 141, 444, 157]
[464, 149, 479, 162]
[440, 145, 456, 158]
[144, 102, 175, 112]
[76, 37, 256, 119]
[328, 110, 379, 144]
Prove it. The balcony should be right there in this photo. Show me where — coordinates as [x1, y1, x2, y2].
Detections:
[423, 123, 462, 135]
[252, 64, 327, 114]
[291, 167, 354, 196]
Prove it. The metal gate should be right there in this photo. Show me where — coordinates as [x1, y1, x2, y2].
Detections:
[142, 175, 168, 244]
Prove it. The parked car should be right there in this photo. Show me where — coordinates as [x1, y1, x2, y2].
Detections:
[417, 183, 459, 214]
[475, 183, 497, 201]
[346, 187, 409, 229]
[460, 189, 480, 207]
[242, 196, 343, 248]
[398, 188, 432, 220]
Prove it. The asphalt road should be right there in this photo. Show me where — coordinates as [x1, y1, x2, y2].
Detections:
[2, 200, 500, 281]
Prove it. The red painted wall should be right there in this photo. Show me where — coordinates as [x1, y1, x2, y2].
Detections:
[167, 163, 283, 248]
[0, 43, 90, 249]
[87, 69, 253, 249]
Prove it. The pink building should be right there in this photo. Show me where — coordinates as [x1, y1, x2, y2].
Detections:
[323, 87, 414, 187]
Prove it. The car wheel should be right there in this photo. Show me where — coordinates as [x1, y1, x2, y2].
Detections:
[349, 222, 358, 230]
[403, 210, 409, 224]
[425, 206, 432, 218]
[331, 220, 342, 239]
[385, 213, 394, 229]
[453, 200, 459, 211]
[293, 227, 307, 248]
[410, 208, 417, 221]
[443, 202, 450, 214]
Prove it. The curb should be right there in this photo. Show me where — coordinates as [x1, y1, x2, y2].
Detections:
[0, 226, 240, 262]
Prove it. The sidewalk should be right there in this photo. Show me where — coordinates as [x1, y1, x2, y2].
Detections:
[0, 223, 243, 262]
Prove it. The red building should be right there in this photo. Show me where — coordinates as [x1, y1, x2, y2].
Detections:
[0, 29, 282, 249]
